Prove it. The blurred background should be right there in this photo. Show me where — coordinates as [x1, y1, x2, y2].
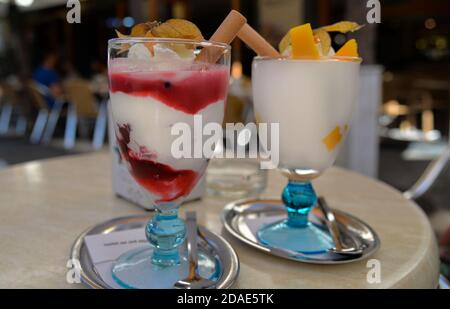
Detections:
[0, 0, 449, 278]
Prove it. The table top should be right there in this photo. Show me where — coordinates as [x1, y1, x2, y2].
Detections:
[0, 152, 440, 288]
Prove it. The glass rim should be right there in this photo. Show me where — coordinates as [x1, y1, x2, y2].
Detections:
[108, 37, 231, 51]
[253, 55, 362, 63]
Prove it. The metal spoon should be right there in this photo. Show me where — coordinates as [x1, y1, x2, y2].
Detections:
[317, 197, 363, 255]
[174, 211, 215, 289]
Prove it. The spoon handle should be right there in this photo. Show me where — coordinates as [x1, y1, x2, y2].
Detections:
[317, 197, 344, 251]
[186, 211, 198, 279]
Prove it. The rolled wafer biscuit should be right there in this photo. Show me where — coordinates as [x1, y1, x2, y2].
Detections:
[196, 10, 247, 63]
[238, 23, 280, 57]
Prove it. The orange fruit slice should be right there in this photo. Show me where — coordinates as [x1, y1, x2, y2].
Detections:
[290, 23, 320, 60]
[335, 39, 359, 58]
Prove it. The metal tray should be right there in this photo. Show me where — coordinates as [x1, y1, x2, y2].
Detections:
[70, 215, 239, 289]
[222, 198, 380, 264]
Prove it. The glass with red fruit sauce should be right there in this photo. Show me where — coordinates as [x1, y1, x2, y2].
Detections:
[108, 37, 230, 288]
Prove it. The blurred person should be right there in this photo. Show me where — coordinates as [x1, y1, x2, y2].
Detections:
[32, 52, 63, 109]
[61, 61, 80, 81]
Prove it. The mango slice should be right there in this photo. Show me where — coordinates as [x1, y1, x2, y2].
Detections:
[323, 126, 343, 152]
[290, 23, 320, 59]
[335, 39, 359, 58]
[279, 21, 363, 56]
[280, 29, 325, 55]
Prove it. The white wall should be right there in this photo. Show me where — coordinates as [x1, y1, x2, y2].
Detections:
[336, 65, 383, 178]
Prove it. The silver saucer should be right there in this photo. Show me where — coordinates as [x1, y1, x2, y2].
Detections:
[222, 198, 380, 264]
[71, 215, 239, 289]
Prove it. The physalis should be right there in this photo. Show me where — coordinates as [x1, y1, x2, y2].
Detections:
[116, 19, 203, 55]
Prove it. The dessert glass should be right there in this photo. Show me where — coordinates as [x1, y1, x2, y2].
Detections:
[252, 56, 361, 253]
[108, 38, 230, 288]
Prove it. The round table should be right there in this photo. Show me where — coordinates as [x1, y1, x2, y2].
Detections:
[0, 152, 440, 288]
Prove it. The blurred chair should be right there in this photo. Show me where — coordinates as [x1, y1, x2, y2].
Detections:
[403, 145, 450, 200]
[26, 81, 54, 144]
[63, 79, 107, 150]
[0, 82, 27, 136]
[440, 275, 450, 289]
[41, 101, 64, 145]
[0, 85, 13, 135]
[403, 145, 450, 289]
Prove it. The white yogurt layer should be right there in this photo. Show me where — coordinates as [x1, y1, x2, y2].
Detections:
[110, 91, 225, 172]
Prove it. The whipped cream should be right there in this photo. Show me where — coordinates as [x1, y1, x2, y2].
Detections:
[127, 43, 195, 70]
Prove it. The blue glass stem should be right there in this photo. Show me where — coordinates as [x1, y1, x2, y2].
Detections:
[145, 203, 186, 267]
[282, 180, 317, 228]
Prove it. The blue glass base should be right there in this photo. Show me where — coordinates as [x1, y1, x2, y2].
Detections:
[111, 245, 219, 289]
[257, 220, 334, 254]
[257, 179, 334, 254]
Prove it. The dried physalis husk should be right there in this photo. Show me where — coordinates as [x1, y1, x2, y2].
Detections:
[115, 19, 203, 41]
[151, 19, 204, 57]
[313, 29, 331, 55]
[150, 22, 181, 38]
[115, 19, 203, 56]
[115, 29, 127, 39]
[319, 21, 363, 33]
[132, 23, 158, 54]
[151, 19, 204, 41]
[130, 21, 159, 37]
[278, 32, 290, 55]
[115, 29, 131, 54]
[166, 19, 203, 40]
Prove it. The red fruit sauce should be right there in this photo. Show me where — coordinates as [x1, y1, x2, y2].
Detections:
[109, 68, 229, 114]
[117, 124, 199, 203]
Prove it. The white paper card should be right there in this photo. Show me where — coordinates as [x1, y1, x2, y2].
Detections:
[84, 228, 147, 289]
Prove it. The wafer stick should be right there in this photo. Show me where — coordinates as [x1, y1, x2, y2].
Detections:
[196, 10, 247, 63]
[238, 23, 280, 57]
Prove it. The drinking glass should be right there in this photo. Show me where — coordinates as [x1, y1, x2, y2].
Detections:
[252, 56, 361, 253]
[108, 37, 230, 288]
